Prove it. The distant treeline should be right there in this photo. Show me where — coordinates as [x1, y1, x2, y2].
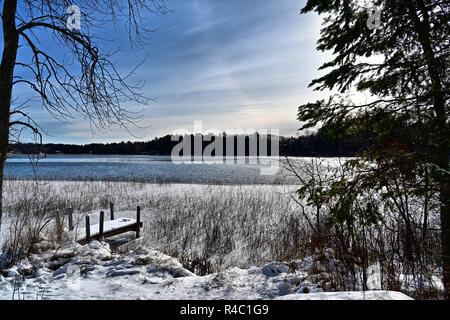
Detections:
[9, 133, 366, 157]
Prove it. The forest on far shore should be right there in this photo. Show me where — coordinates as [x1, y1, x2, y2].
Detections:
[8, 132, 366, 157]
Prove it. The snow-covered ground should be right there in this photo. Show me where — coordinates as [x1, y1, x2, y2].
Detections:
[0, 236, 412, 300]
[1, 179, 442, 299]
[1, 181, 305, 270]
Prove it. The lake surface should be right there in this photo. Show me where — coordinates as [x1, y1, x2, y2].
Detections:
[5, 155, 295, 184]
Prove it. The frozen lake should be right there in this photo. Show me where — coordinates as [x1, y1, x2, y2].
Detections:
[5, 155, 295, 184]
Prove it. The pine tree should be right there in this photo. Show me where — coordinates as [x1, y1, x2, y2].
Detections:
[298, 0, 449, 298]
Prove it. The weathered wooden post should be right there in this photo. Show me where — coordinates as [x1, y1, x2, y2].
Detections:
[55, 210, 61, 228]
[99, 211, 105, 240]
[55, 210, 62, 240]
[110, 202, 114, 220]
[68, 207, 74, 231]
[85, 215, 91, 243]
[136, 206, 141, 239]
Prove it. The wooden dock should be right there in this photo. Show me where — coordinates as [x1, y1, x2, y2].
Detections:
[67, 203, 142, 245]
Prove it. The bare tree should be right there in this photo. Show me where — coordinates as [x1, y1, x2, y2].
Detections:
[0, 0, 168, 228]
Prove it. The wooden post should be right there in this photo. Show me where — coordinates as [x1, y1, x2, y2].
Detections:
[85, 215, 90, 243]
[55, 211, 61, 228]
[68, 207, 74, 231]
[55, 211, 61, 240]
[110, 202, 114, 220]
[99, 211, 104, 240]
[136, 206, 141, 239]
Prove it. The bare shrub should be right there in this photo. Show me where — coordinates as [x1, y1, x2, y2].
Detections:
[285, 157, 443, 299]
[1, 208, 51, 267]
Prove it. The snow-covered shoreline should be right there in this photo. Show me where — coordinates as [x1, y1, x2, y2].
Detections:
[0, 237, 412, 300]
[1, 180, 442, 299]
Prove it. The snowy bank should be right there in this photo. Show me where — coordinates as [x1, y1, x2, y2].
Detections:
[276, 291, 412, 300]
[0, 239, 411, 300]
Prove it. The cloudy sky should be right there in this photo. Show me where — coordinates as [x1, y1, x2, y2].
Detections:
[11, 0, 334, 144]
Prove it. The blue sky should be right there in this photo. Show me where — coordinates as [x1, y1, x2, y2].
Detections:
[9, 0, 332, 144]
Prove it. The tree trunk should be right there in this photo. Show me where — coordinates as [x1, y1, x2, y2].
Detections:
[0, 0, 19, 231]
[441, 175, 450, 300]
[407, 0, 449, 300]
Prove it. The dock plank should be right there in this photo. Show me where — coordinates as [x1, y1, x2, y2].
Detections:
[77, 217, 142, 244]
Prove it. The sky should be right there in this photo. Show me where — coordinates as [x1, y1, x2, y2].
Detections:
[8, 0, 334, 144]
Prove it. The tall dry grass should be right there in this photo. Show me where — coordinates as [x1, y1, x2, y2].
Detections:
[2, 180, 309, 272]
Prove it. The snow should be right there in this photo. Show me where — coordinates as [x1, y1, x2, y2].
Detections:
[0, 179, 424, 300]
[0, 240, 412, 300]
[276, 291, 413, 300]
[2, 180, 310, 270]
